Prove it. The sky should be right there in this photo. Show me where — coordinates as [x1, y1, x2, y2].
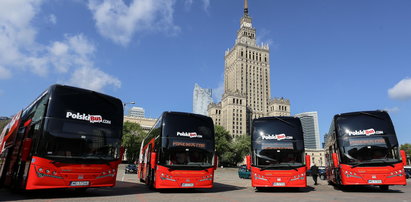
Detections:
[0, 0, 410, 145]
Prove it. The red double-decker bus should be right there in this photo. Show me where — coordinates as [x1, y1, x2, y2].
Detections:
[325, 110, 407, 190]
[246, 117, 311, 190]
[138, 112, 217, 189]
[0, 84, 124, 190]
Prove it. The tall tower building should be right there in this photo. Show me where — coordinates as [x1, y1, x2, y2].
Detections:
[295, 111, 321, 149]
[193, 83, 213, 116]
[208, 0, 290, 137]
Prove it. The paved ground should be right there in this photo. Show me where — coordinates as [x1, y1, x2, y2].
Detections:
[1, 164, 410, 202]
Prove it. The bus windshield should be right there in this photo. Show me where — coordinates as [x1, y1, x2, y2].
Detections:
[336, 112, 400, 165]
[38, 86, 123, 163]
[160, 113, 215, 168]
[40, 118, 121, 163]
[160, 146, 213, 167]
[252, 117, 304, 168]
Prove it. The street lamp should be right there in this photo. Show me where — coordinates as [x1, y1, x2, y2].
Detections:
[123, 102, 135, 116]
[123, 101, 135, 107]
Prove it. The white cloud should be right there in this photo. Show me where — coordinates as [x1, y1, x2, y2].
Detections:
[0, 66, 12, 79]
[202, 0, 210, 12]
[88, 0, 180, 46]
[0, 0, 40, 71]
[384, 107, 400, 114]
[212, 74, 224, 102]
[184, 0, 193, 10]
[48, 14, 57, 24]
[184, 0, 210, 12]
[256, 29, 279, 50]
[49, 34, 95, 73]
[0, 0, 121, 92]
[388, 78, 411, 100]
[69, 66, 121, 91]
[51, 34, 121, 91]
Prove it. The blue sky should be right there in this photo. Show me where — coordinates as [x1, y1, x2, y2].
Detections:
[0, 0, 410, 145]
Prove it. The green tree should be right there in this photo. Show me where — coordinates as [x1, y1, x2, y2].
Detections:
[0, 119, 10, 133]
[214, 125, 251, 166]
[214, 125, 235, 166]
[122, 121, 146, 163]
[400, 144, 411, 157]
[231, 135, 251, 165]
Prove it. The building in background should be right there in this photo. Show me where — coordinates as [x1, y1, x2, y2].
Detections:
[305, 149, 326, 167]
[193, 83, 213, 116]
[295, 111, 321, 149]
[208, 0, 290, 137]
[128, 107, 145, 118]
[124, 116, 157, 133]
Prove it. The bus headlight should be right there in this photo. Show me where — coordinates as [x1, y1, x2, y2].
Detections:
[387, 169, 403, 178]
[344, 171, 361, 178]
[199, 175, 213, 181]
[35, 166, 63, 179]
[290, 174, 305, 181]
[160, 173, 176, 182]
[254, 173, 268, 181]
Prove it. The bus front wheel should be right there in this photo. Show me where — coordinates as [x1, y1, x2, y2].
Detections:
[148, 169, 155, 190]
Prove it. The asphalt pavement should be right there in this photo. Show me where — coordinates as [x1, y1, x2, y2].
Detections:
[0, 164, 410, 202]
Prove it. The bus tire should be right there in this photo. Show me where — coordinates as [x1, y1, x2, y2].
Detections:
[379, 185, 389, 191]
[0, 149, 11, 188]
[148, 169, 155, 190]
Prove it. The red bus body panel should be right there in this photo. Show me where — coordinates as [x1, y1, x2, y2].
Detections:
[0, 111, 22, 153]
[153, 165, 214, 189]
[25, 156, 120, 190]
[337, 163, 406, 186]
[251, 166, 308, 188]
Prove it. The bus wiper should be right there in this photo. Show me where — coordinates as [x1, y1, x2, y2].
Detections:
[81, 155, 111, 165]
[261, 164, 299, 171]
[351, 160, 395, 168]
[371, 159, 396, 167]
[285, 164, 299, 171]
[271, 117, 296, 128]
[94, 156, 111, 165]
[260, 165, 280, 171]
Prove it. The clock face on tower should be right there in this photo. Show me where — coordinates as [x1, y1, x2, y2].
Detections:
[242, 22, 251, 28]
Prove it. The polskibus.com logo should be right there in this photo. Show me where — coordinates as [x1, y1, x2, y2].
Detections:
[66, 112, 111, 124]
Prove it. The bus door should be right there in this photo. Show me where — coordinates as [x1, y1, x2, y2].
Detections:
[143, 144, 152, 182]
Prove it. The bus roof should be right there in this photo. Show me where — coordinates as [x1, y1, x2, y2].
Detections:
[49, 84, 121, 102]
[334, 110, 388, 119]
[162, 111, 212, 120]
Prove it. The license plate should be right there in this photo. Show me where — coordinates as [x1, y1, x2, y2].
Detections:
[181, 183, 194, 187]
[368, 180, 382, 184]
[273, 182, 285, 186]
[70, 181, 90, 186]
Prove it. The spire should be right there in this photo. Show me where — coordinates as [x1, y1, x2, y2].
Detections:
[244, 0, 248, 16]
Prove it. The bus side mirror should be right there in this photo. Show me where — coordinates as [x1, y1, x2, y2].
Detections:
[150, 152, 157, 170]
[305, 155, 311, 170]
[246, 155, 251, 171]
[400, 150, 407, 166]
[21, 138, 33, 162]
[332, 153, 339, 167]
[120, 146, 125, 161]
